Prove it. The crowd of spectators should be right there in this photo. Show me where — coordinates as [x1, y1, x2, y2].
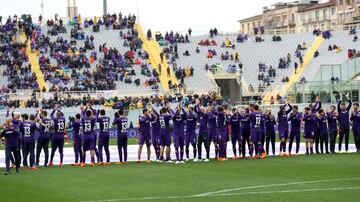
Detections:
[236, 33, 249, 43]
[2, 90, 222, 110]
[209, 28, 218, 38]
[253, 26, 264, 35]
[154, 30, 190, 45]
[313, 28, 332, 39]
[23, 13, 162, 93]
[0, 15, 40, 93]
[347, 49, 360, 59]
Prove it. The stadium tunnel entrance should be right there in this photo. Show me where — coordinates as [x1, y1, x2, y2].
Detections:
[215, 79, 241, 105]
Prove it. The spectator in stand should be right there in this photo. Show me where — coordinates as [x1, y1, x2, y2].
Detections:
[147, 29, 152, 40]
[314, 50, 319, 58]
[188, 28, 192, 36]
[294, 62, 298, 74]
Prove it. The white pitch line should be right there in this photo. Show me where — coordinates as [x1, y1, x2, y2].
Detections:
[81, 178, 360, 202]
[196, 177, 360, 196]
[204, 187, 360, 197]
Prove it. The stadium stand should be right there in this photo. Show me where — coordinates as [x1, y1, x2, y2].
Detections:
[164, 32, 316, 96]
[1, 13, 360, 107]
[30, 14, 163, 95]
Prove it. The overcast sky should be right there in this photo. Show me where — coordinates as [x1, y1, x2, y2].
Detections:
[0, 0, 327, 33]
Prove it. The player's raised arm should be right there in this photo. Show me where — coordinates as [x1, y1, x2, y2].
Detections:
[286, 103, 293, 114]
[347, 99, 352, 112]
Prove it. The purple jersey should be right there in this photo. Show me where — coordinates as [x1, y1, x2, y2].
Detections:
[311, 101, 322, 114]
[249, 112, 263, 143]
[249, 112, 263, 130]
[195, 107, 208, 133]
[186, 111, 198, 134]
[207, 109, 217, 129]
[264, 114, 276, 132]
[172, 108, 186, 135]
[317, 115, 328, 133]
[303, 113, 316, 135]
[12, 119, 23, 140]
[350, 110, 360, 129]
[37, 118, 53, 139]
[215, 112, 227, 130]
[97, 116, 110, 134]
[71, 119, 82, 141]
[277, 104, 292, 132]
[82, 117, 96, 136]
[1, 125, 20, 146]
[51, 110, 66, 139]
[288, 112, 302, 131]
[326, 112, 338, 131]
[240, 113, 250, 132]
[139, 115, 151, 135]
[22, 121, 36, 143]
[337, 100, 352, 127]
[151, 110, 160, 133]
[159, 113, 172, 132]
[113, 116, 128, 136]
[12, 119, 23, 129]
[230, 113, 241, 132]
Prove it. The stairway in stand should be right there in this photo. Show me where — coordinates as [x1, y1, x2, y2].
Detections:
[20, 33, 48, 93]
[262, 36, 324, 103]
[134, 24, 178, 92]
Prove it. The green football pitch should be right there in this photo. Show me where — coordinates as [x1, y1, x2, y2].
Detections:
[0, 154, 359, 202]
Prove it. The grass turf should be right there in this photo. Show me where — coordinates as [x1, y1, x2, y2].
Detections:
[0, 154, 359, 202]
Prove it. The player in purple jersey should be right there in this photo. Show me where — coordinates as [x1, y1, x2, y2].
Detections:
[68, 114, 83, 166]
[277, 102, 292, 156]
[35, 110, 54, 167]
[82, 104, 100, 164]
[264, 108, 276, 155]
[195, 104, 210, 162]
[1, 118, 21, 175]
[150, 108, 161, 161]
[224, 105, 231, 159]
[81, 108, 97, 166]
[21, 114, 37, 170]
[230, 108, 242, 159]
[326, 105, 338, 153]
[49, 109, 66, 167]
[6, 108, 23, 167]
[249, 105, 264, 159]
[317, 109, 329, 154]
[311, 99, 322, 154]
[207, 102, 219, 159]
[303, 107, 316, 154]
[240, 107, 251, 158]
[171, 104, 186, 164]
[185, 105, 198, 161]
[350, 103, 360, 152]
[113, 109, 129, 164]
[97, 110, 111, 165]
[137, 109, 152, 163]
[158, 104, 173, 163]
[288, 105, 302, 155]
[213, 105, 228, 161]
[259, 108, 267, 157]
[337, 99, 352, 153]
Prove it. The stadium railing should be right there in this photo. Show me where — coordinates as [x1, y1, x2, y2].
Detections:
[291, 80, 360, 104]
[313, 58, 360, 82]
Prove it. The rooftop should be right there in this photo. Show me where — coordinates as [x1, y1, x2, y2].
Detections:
[298, 0, 336, 12]
[237, 14, 263, 23]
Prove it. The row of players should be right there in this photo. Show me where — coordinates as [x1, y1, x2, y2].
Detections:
[1, 99, 360, 175]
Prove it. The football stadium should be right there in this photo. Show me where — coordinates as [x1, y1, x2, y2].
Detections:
[0, 0, 360, 201]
